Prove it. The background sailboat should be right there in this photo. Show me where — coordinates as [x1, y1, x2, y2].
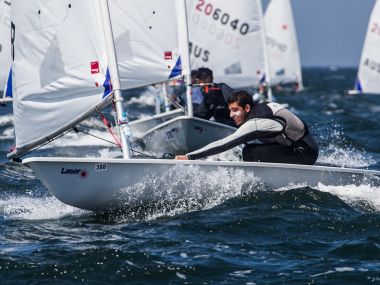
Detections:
[186, 0, 269, 89]
[349, 0, 380, 95]
[264, 0, 303, 92]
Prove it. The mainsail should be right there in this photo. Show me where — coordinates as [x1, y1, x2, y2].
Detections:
[10, 0, 188, 158]
[352, 0, 380, 94]
[109, 0, 189, 89]
[264, 0, 303, 88]
[186, 0, 267, 88]
[0, 0, 11, 92]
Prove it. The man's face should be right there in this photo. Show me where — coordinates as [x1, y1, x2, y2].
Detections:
[197, 75, 212, 84]
[228, 102, 250, 126]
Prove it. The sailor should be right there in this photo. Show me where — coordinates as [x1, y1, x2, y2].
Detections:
[193, 67, 235, 126]
[176, 90, 319, 165]
[190, 69, 204, 111]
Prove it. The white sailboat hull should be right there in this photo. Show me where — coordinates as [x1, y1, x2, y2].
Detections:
[24, 157, 380, 212]
[140, 116, 236, 155]
[129, 109, 184, 137]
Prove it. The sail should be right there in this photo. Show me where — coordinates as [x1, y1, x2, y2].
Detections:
[0, 0, 11, 91]
[186, 0, 266, 88]
[109, 0, 188, 89]
[264, 0, 303, 88]
[10, 0, 191, 158]
[353, 0, 380, 94]
[10, 0, 112, 157]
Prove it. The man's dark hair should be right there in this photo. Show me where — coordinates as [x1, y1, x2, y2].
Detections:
[191, 69, 198, 77]
[197, 67, 213, 79]
[228, 90, 254, 108]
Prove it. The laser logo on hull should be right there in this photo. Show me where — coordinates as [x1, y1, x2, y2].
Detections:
[61, 168, 81, 174]
[61, 168, 88, 179]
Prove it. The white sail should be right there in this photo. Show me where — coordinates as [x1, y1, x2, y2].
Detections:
[10, 0, 191, 158]
[264, 0, 303, 88]
[10, 0, 112, 157]
[186, 0, 266, 88]
[109, 0, 188, 89]
[353, 0, 380, 94]
[0, 0, 11, 91]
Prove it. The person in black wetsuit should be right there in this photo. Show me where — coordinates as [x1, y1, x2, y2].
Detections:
[176, 90, 319, 165]
[193, 67, 235, 126]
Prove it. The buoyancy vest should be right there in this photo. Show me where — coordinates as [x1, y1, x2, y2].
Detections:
[247, 102, 308, 147]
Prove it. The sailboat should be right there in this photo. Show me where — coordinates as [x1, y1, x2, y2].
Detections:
[0, 0, 11, 103]
[349, 0, 380, 95]
[135, 0, 274, 155]
[9, 0, 380, 212]
[264, 0, 303, 92]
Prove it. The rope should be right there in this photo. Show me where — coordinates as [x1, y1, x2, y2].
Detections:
[73, 126, 119, 146]
[163, 92, 185, 111]
[14, 128, 75, 160]
[96, 110, 122, 148]
[74, 125, 158, 159]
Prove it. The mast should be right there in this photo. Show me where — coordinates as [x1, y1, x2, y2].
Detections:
[99, 0, 132, 159]
[258, 0, 273, 102]
[176, 0, 193, 117]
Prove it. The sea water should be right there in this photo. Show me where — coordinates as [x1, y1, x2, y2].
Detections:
[0, 68, 380, 284]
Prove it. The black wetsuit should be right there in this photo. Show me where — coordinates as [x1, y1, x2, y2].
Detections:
[193, 83, 235, 126]
[187, 102, 319, 165]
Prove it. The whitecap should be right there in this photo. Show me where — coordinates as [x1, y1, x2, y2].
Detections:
[317, 183, 380, 211]
[0, 195, 86, 220]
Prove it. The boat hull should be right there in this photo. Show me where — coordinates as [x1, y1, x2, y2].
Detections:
[24, 157, 380, 212]
[140, 116, 236, 155]
[129, 109, 184, 137]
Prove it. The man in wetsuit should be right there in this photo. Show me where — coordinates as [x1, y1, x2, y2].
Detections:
[193, 67, 235, 126]
[176, 90, 319, 165]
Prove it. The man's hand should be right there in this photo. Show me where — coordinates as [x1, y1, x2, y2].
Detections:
[175, 155, 189, 160]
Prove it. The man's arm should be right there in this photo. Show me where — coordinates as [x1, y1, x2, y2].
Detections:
[184, 118, 283, 160]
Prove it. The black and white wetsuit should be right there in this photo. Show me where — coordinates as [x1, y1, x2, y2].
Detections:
[187, 102, 319, 165]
